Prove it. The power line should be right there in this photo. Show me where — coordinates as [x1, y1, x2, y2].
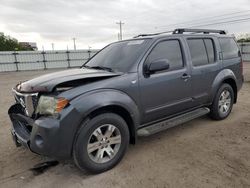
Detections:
[155, 18, 250, 35]
[188, 17, 250, 28]
[128, 17, 250, 38]
[192, 13, 250, 25]
[158, 14, 250, 30]
[155, 10, 250, 30]
[116, 21, 125, 40]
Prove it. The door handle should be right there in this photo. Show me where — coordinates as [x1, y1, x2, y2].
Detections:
[181, 73, 191, 80]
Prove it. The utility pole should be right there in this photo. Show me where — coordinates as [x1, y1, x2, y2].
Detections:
[88, 45, 92, 59]
[51, 43, 54, 51]
[116, 21, 124, 40]
[72, 38, 76, 50]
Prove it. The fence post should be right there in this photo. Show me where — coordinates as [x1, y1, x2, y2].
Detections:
[41, 51, 47, 70]
[13, 51, 18, 71]
[88, 49, 91, 60]
[66, 50, 70, 68]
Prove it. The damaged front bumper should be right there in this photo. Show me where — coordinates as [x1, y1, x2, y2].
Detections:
[8, 103, 82, 159]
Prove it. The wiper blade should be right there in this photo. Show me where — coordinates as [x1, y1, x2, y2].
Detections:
[81, 65, 91, 69]
[90, 66, 114, 72]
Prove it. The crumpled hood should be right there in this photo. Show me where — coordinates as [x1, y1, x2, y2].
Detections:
[16, 68, 121, 93]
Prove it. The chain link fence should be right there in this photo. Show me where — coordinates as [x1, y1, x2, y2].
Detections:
[0, 50, 99, 72]
[239, 42, 250, 62]
[0, 42, 249, 72]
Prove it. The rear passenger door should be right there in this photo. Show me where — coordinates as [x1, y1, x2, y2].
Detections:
[185, 37, 222, 106]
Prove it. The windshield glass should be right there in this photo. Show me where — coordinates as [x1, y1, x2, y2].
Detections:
[84, 39, 150, 72]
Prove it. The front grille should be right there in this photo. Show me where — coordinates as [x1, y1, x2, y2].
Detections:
[15, 94, 25, 107]
[12, 89, 38, 117]
[32, 95, 38, 110]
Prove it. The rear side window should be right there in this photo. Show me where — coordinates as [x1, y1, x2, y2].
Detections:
[204, 39, 215, 63]
[146, 40, 183, 71]
[187, 38, 215, 66]
[219, 38, 239, 59]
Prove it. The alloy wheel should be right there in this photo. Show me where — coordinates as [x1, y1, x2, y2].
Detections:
[87, 124, 121, 163]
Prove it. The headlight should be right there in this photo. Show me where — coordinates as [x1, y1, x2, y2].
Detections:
[36, 96, 69, 116]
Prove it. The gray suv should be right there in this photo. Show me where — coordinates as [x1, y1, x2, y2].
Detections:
[8, 28, 244, 173]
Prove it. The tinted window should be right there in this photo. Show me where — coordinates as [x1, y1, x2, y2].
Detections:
[147, 40, 183, 71]
[219, 38, 239, 59]
[188, 39, 208, 66]
[85, 39, 150, 72]
[204, 39, 215, 63]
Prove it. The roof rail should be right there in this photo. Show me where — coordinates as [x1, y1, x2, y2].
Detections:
[133, 30, 173, 38]
[173, 28, 226, 35]
[133, 34, 157, 38]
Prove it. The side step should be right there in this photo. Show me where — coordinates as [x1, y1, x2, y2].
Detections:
[137, 107, 210, 136]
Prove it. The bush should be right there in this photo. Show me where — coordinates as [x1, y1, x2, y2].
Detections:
[0, 33, 34, 51]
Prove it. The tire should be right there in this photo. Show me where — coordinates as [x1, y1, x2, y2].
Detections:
[73, 113, 129, 174]
[210, 83, 234, 120]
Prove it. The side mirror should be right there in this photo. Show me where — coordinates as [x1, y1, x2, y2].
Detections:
[146, 59, 170, 74]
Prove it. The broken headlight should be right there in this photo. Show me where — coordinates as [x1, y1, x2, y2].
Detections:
[36, 96, 69, 116]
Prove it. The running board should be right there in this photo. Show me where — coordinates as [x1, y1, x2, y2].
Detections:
[137, 107, 210, 136]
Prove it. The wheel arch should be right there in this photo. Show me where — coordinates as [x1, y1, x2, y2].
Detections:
[211, 69, 238, 103]
[70, 89, 140, 146]
[222, 78, 237, 103]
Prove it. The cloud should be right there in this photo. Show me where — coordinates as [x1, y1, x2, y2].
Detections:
[0, 0, 250, 50]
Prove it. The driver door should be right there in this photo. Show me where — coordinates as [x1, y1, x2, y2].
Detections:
[139, 38, 193, 124]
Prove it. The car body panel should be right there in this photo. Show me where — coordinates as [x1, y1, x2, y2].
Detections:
[8, 32, 244, 160]
[182, 35, 223, 106]
[16, 68, 121, 93]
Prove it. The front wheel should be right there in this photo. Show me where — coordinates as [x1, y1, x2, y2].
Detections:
[210, 83, 234, 120]
[73, 113, 129, 173]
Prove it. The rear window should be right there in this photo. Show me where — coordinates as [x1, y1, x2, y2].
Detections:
[219, 38, 240, 59]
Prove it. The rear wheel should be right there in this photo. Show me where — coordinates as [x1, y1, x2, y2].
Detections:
[73, 113, 129, 173]
[210, 83, 234, 120]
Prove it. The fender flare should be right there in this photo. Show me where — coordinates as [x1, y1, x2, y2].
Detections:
[70, 89, 140, 142]
[210, 69, 237, 103]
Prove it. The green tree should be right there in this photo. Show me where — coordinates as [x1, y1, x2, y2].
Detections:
[0, 33, 34, 51]
[237, 33, 250, 43]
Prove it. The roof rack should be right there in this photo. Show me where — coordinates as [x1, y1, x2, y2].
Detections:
[173, 28, 226, 35]
[133, 28, 226, 38]
[133, 30, 173, 38]
[133, 33, 157, 38]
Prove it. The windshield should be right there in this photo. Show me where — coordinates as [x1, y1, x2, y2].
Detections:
[84, 39, 150, 72]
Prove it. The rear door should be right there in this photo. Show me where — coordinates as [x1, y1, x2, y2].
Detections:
[185, 36, 222, 106]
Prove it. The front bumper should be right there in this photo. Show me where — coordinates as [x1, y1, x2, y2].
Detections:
[8, 103, 82, 159]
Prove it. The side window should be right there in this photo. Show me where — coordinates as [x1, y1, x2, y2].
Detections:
[146, 40, 183, 71]
[219, 38, 240, 59]
[204, 39, 215, 63]
[187, 38, 215, 66]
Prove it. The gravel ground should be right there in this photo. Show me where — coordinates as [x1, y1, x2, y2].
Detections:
[0, 63, 250, 188]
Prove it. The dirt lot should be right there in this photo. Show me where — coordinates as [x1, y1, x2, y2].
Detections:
[0, 63, 250, 188]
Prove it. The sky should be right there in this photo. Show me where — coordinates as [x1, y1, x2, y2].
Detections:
[0, 0, 250, 50]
